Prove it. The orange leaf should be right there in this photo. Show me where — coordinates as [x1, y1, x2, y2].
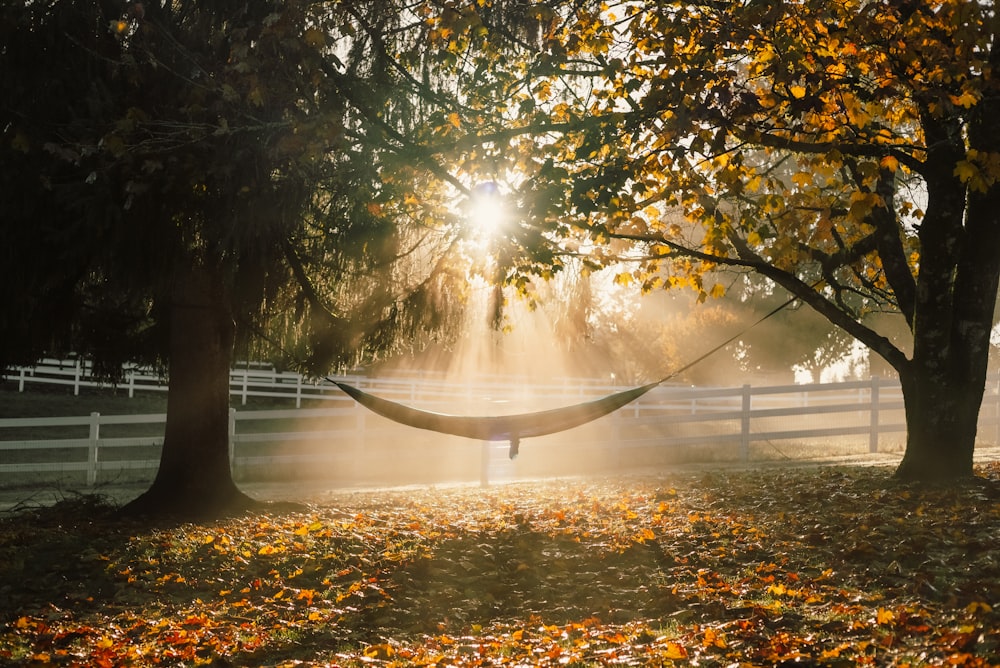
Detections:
[663, 641, 687, 659]
[876, 607, 895, 625]
[879, 155, 899, 172]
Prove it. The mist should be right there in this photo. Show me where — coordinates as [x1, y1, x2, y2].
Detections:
[240, 265, 904, 488]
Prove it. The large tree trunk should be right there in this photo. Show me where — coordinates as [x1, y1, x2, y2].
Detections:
[894, 366, 982, 481]
[122, 263, 257, 518]
[890, 97, 1000, 483]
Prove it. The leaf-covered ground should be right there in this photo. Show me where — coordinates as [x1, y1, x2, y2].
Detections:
[2, 464, 1000, 666]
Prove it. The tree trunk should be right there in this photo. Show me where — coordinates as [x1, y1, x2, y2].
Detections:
[121, 263, 257, 519]
[894, 366, 981, 481]
[891, 104, 1000, 483]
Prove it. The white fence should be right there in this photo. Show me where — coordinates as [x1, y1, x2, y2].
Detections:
[7, 357, 356, 407]
[4, 360, 1000, 487]
[5, 358, 619, 408]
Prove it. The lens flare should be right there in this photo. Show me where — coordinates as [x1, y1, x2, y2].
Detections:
[467, 181, 507, 238]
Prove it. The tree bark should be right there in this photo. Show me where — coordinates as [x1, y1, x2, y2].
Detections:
[121, 263, 257, 519]
[889, 102, 999, 483]
[894, 365, 980, 481]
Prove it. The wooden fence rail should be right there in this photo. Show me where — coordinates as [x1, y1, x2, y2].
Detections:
[5, 358, 624, 408]
[4, 361, 1000, 486]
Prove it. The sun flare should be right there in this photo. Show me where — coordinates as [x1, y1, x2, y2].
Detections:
[466, 181, 508, 238]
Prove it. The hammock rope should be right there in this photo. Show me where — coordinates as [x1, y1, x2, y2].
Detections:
[330, 293, 800, 458]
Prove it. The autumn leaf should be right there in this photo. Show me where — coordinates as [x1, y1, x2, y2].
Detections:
[880, 155, 899, 172]
[876, 607, 896, 626]
[3, 466, 1000, 666]
[949, 91, 978, 109]
[663, 640, 688, 659]
[954, 160, 979, 183]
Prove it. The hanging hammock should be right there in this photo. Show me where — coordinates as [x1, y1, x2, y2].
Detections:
[331, 290, 804, 459]
[332, 379, 662, 458]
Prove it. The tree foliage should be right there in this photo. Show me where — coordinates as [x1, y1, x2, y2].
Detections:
[422, 0, 1000, 480]
[0, 0, 483, 380]
[0, 0, 516, 516]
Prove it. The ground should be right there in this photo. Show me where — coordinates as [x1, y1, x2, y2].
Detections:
[2, 457, 1000, 666]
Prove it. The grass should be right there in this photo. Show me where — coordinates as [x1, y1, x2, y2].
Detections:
[1, 466, 999, 666]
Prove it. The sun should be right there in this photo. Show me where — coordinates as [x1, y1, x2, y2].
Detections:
[466, 181, 508, 238]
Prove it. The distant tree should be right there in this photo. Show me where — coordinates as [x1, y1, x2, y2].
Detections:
[429, 0, 999, 481]
[0, 0, 474, 517]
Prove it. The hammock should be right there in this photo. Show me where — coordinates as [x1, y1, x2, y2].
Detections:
[333, 379, 662, 458]
[332, 290, 804, 459]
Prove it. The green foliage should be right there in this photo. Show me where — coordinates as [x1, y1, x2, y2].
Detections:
[2, 466, 1000, 665]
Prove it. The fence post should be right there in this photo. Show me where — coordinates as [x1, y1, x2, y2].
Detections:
[869, 376, 880, 453]
[995, 377, 1000, 447]
[480, 441, 490, 486]
[295, 375, 303, 409]
[610, 412, 622, 470]
[740, 384, 751, 463]
[241, 370, 249, 406]
[87, 412, 100, 485]
[354, 401, 366, 479]
[127, 370, 135, 398]
[18, 368, 25, 392]
[74, 360, 82, 396]
[228, 408, 237, 476]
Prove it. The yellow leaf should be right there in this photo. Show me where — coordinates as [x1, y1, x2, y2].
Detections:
[950, 91, 978, 109]
[966, 601, 992, 615]
[364, 643, 394, 659]
[635, 527, 656, 542]
[876, 607, 895, 625]
[703, 627, 727, 648]
[880, 155, 899, 172]
[258, 544, 285, 556]
[663, 641, 688, 659]
[789, 84, 807, 99]
[447, 112, 461, 129]
[791, 171, 812, 188]
[954, 160, 978, 183]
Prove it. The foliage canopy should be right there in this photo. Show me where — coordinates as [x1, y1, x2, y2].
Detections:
[423, 0, 1000, 479]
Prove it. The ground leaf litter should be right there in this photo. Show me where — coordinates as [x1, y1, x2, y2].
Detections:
[2, 464, 999, 666]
